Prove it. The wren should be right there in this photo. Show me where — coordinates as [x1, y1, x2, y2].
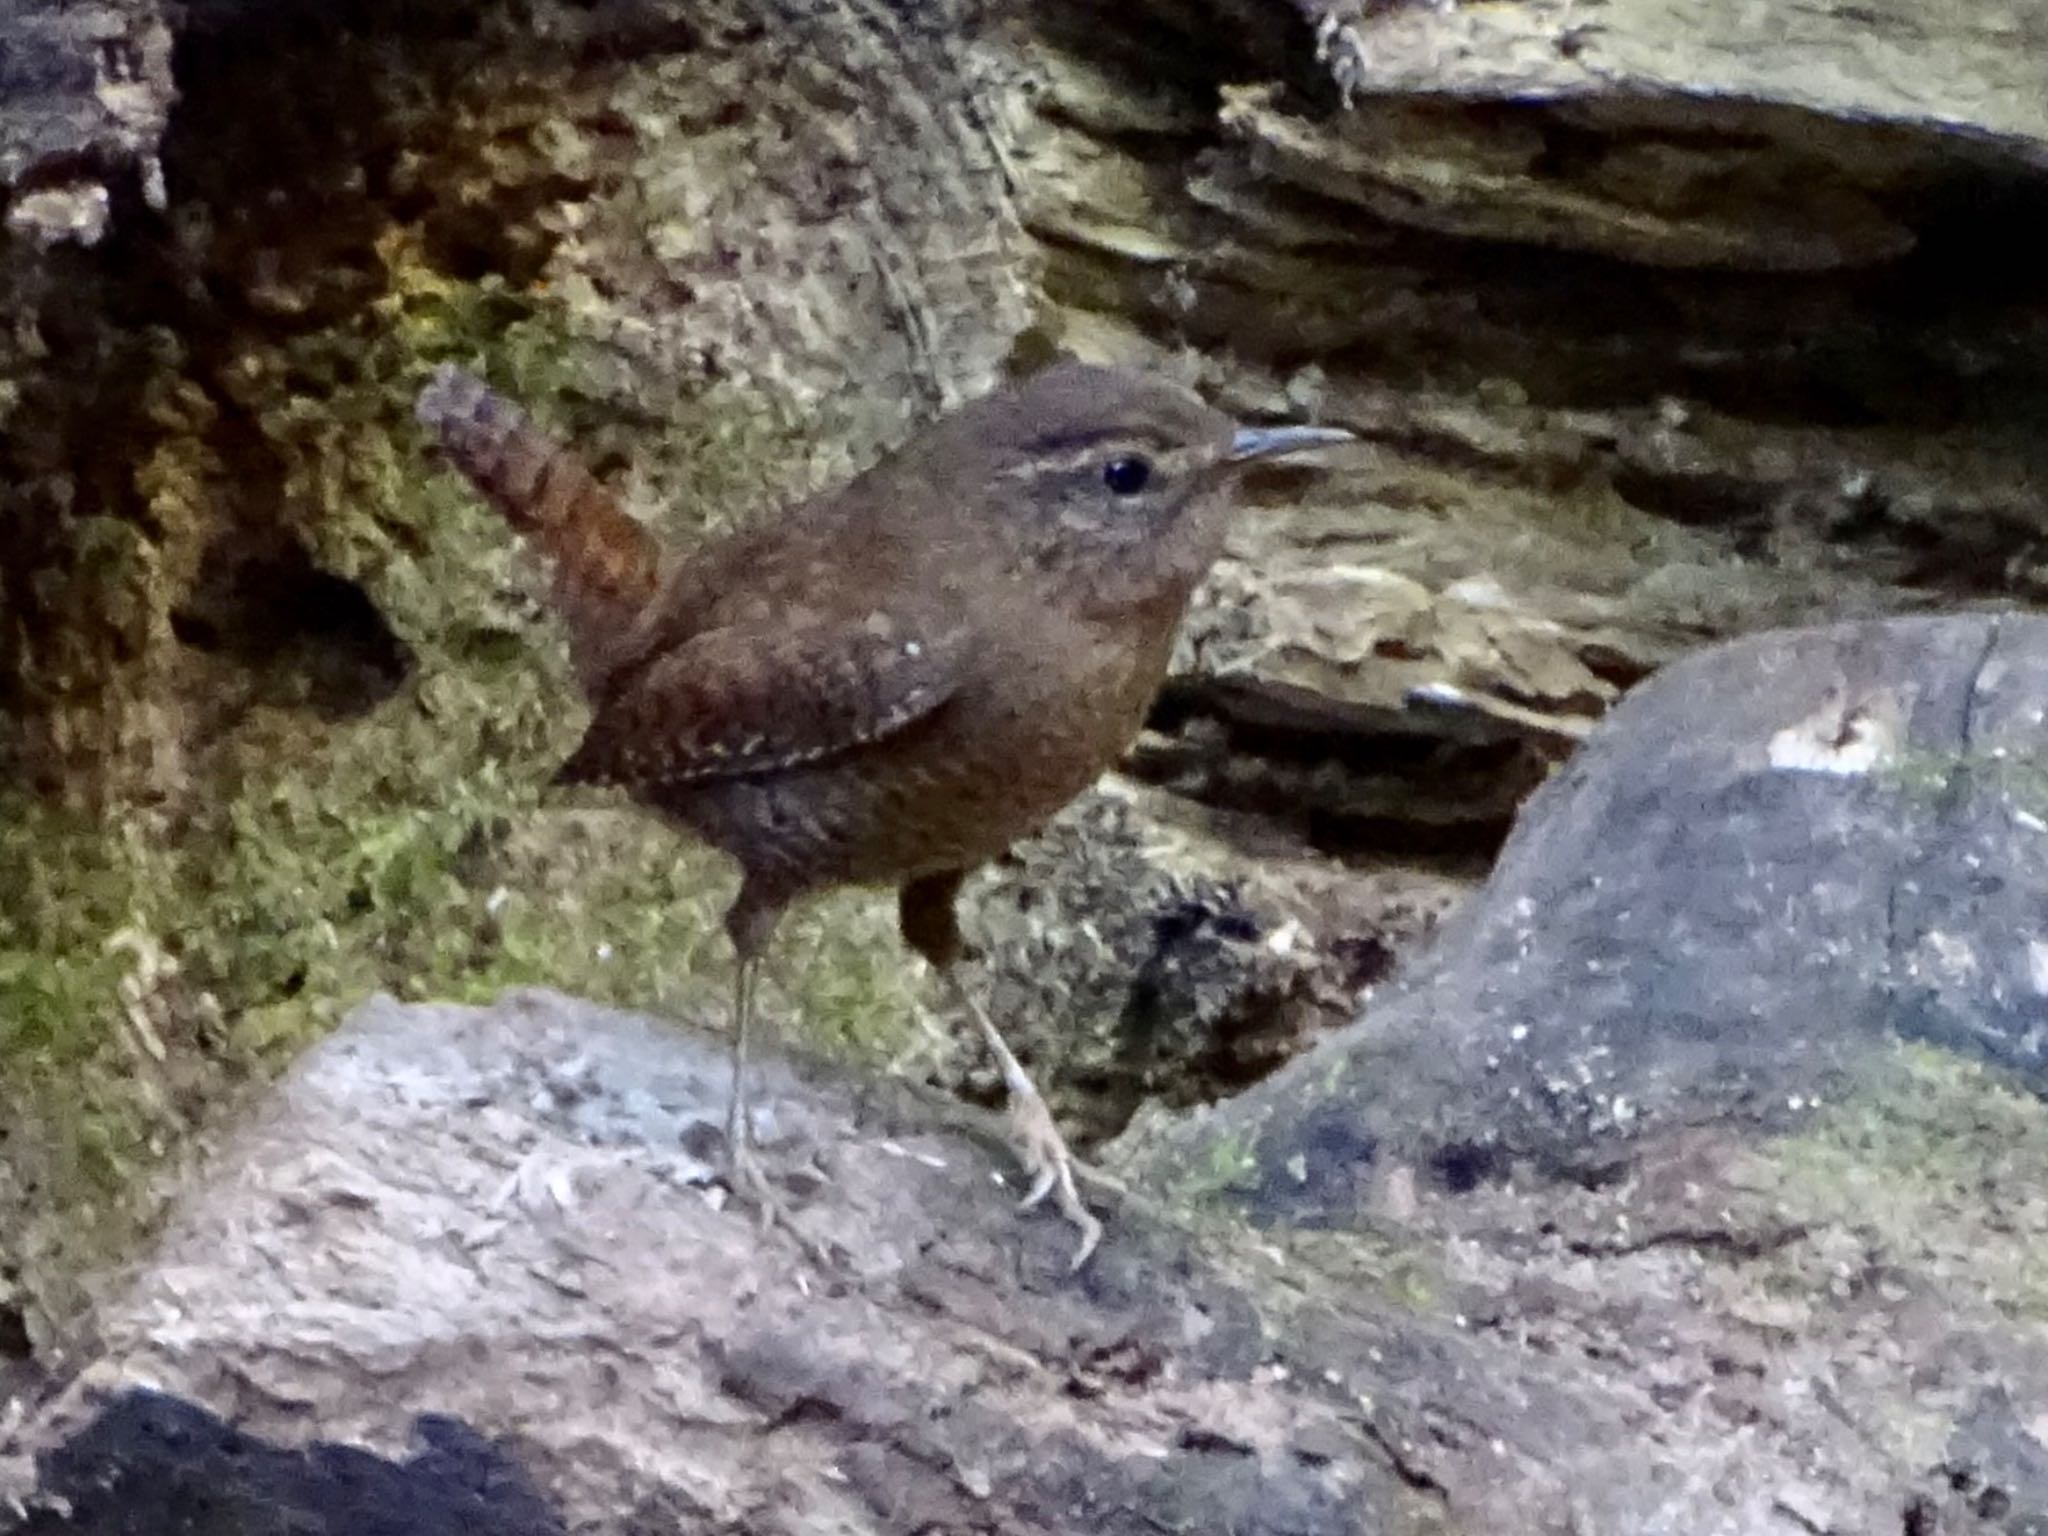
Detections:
[416, 359, 1350, 1267]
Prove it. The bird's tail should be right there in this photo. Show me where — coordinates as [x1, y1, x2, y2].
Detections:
[415, 363, 663, 696]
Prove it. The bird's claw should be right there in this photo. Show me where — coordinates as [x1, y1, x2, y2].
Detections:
[1019, 1161, 1058, 1212]
[723, 1137, 833, 1267]
[1008, 1084, 1103, 1271]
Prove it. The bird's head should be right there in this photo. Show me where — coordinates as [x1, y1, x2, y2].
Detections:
[896, 360, 1352, 614]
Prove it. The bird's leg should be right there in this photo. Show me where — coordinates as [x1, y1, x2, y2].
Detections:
[724, 954, 760, 1164]
[717, 886, 828, 1263]
[940, 966, 1102, 1270]
[899, 870, 1102, 1270]
[720, 952, 783, 1227]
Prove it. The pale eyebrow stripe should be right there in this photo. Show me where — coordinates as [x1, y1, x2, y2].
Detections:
[1021, 425, 1130, 454]
[994, 443, 1202, 482]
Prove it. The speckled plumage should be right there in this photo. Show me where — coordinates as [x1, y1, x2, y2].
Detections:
[416, 359, 1348, 1266]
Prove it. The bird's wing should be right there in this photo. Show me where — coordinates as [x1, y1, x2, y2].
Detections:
[555, 614, 967, 789]
[582, 487, 873, 703]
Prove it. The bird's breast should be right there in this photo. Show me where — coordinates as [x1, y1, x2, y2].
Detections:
[663, 588, 1192, 892]
[954, 608, 1179, 796]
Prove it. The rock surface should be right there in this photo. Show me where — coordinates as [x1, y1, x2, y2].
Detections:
[9, 613, 2048, 1535]
[1127, 610, 2048, 1208]
[2, 989, 1443, 1536]
[5, 0, 2048, 1457]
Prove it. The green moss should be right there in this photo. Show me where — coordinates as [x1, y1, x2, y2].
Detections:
[1269, 1225, 1442, 1314]
[1879, 742, 2048, 816]
[1757, 1042, 2048, 1322]
[1160, 1123, 1264, 1207]
[1132, 1107, 1445, 1319]
[2, 14, 945, 1341]
[0, 234, 911, 1343]
[0, 799, 184, 1328]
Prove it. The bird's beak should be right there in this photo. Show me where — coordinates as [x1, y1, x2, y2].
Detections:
[1227, 423, 1356, 463]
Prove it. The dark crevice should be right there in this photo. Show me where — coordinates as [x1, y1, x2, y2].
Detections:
[1131, 696, 1540, 874]
[2, 0, 586, 798]
[1426, 1139, 1512, 1195]
[1346, 1413, 1450, 1501]
[171, 536, 411, 722]
[1610, 465, 1769, 529]
[1563, 1222, 1810, 1261]
[1029, 0, 1329, 107]
[0, 1297, 32, 1360]
[1575, 643, 1657, 694]
[1301, 809, 1513, 871]
[1955, 613, 2004, 758]
[18, 1390, 567, 1536]
[1610, 467, 2048, 604]
[1549, 1156, 1634, 1193]
[764, 1396, 845, 1432]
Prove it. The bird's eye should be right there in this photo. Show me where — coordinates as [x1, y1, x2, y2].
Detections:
[1102, 455, 1152, 496]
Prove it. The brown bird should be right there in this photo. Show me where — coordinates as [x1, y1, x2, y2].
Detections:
[415, 359, 1349, 1267]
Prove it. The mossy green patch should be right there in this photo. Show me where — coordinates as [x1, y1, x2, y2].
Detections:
[1754, 1041, 2048, 1323]
[1134, 1110, 1444, 1317]
[1268, 1225, 1442, 1315]
[1173, 1122, 1266, 1205]
[0, 230, 911, 1345]
[1880, 742, 2048, 818]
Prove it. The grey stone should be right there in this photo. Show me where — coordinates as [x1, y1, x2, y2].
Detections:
[1137, 612, 2048, 1214]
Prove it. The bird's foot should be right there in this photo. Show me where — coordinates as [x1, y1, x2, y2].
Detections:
[722, 1136, 834, 1270]
[1007, 1084, 1103, 1271]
